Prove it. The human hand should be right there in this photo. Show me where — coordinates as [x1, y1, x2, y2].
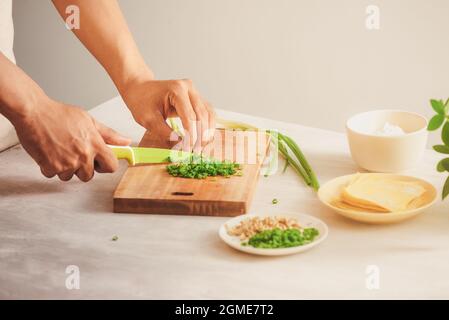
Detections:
[120, 78, 215, 152]
[13, 97, 131, 182]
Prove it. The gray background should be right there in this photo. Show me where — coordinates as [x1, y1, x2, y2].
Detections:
[12, 0, 449, 141]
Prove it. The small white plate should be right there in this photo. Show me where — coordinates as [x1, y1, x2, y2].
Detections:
[318, 173, 438, 224]
[219, 213, 328, 256]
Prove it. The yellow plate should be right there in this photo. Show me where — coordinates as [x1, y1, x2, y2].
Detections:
[318, 173, 438, 224]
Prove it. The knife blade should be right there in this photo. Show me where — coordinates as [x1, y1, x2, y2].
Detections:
[108, 145, 194, 166]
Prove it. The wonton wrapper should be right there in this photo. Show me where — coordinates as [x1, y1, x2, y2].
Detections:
[339, 174, 426, 213]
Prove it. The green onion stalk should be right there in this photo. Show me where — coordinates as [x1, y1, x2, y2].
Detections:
[214, 119, 320, 191]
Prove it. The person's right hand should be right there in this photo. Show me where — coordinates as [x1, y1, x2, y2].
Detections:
[13, 97, 131, 182]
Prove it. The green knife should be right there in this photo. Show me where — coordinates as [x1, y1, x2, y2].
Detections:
[108, 145, 194, 166]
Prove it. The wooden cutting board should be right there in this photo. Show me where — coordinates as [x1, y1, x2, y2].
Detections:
[113, 129, 270, 216]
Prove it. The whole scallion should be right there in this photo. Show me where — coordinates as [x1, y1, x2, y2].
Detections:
[216, 119, 320, 191]
[277, 132, 320, 191]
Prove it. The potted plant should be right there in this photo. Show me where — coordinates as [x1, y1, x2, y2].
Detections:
[427, 98, 449, 199]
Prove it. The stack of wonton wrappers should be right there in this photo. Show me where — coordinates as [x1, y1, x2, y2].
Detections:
[333, 174, 430, 213]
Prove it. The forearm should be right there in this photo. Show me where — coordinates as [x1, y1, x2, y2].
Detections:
[52, 0, 154, 93]
[52, 0, 215, 150]
[0, 53, 47, 125]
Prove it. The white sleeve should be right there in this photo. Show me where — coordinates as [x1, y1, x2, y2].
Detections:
[0, 0, 19, 151]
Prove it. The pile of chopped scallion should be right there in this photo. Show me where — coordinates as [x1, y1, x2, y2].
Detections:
[167, 155, 241, 179]
[243, 227, 319, 248]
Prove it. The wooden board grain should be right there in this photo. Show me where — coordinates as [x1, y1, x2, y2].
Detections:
[113, 129, 270, 216]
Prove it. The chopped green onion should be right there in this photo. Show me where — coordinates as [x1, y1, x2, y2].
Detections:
[243, 227, 319, 248]
[167, 155, 240, 179]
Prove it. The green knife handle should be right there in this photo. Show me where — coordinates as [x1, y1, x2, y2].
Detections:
[108, 145, 135, 166]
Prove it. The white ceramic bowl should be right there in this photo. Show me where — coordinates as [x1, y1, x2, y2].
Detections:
[346, 110, 428, 173]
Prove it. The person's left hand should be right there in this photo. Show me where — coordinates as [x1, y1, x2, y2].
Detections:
[120, 78, 215, 152]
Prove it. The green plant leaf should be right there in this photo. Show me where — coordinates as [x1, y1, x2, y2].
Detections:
[443, 176, 449, 200]
[428, 114, 445, 131]
[439, 158, 449, 172]
[433, 145, 449, 154]
[437, 160, 446, 172]
[442, 121, 449, 146]
[431, 99, 445, 115]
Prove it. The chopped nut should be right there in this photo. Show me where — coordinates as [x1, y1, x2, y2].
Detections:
[226, 216, 301, 240]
